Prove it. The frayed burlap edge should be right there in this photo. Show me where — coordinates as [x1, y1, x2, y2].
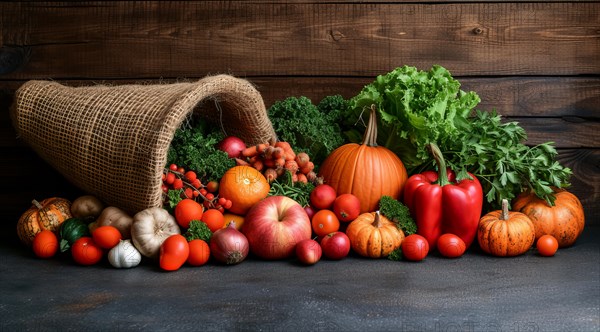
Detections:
[10, 74, 276, 214]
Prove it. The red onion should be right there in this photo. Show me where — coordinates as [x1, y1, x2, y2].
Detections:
[209, 222, 249, 264]
[217, 136, 246, 159]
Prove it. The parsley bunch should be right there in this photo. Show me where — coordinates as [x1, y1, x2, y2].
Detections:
[444, 110, 572, 208]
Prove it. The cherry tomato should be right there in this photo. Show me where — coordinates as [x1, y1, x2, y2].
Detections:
[201, 209, 225, 232]
[92, 225, 122, 249]
[187, 239, 210, 266]
[174, 199, 204, 229]
[537, 235, 559, 257]
[401, 234, 429, 262]
[160, 234, 189, 271]
[71, 237, 104, 265]
[311, 210, 340, 237]
[437, 233, 466, 258]
[32, 230, 58, 259]
[332, 194, 361, 222]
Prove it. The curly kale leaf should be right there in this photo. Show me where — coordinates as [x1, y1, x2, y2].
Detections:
[268, 96, 346, 165]
[167, 118, 235, 183]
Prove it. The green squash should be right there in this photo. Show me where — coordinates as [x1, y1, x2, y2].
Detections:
[59, 218, 90, 252]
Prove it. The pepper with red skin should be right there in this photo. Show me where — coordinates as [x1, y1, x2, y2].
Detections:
[403, 143, 483, 250]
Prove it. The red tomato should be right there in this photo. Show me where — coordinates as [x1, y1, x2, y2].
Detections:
[71, 237, 104, 265]
[296, 239, 322, 265]
[437, 233, 466, 258]
[401, 234, 429, 262]
[32, 230, 58, 259]
[332, 194, 361, 222]
[187, 239, 210, 266]
[201, 209, 225, 232]
[175, 199, 204, 229]
[310, 184, 337, 210]
[311, 210, 340, 237]
[160, 234, 189, 271]
[320, 231, 350, 260]
[92, 225, 122, 249]
[537, 235, 559, 257]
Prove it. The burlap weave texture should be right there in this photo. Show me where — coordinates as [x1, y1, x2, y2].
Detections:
[10, 75, 276, 214]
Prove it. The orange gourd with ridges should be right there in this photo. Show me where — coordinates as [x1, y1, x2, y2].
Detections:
[512, 188, 584, 248]
[319, 106, 407, 213]
[17, 198, 72, 246]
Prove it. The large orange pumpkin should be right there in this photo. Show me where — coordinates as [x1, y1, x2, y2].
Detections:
[318, 106, 407, 213]
[477, 199, 535, 257]
[17, 198, 72, 246]
[512, 188, 584, 248]
[346, 211, 404, 258]
[219, 166, 270, 215]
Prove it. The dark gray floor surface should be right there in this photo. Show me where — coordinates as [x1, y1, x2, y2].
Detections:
[1, 227, 598, 332]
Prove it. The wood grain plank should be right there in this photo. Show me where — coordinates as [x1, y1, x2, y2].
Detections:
[1, 2, 598, 78]
[3, 75, 599, 117]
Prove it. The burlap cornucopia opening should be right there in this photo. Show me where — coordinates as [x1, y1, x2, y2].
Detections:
[10, 75, 277, 214]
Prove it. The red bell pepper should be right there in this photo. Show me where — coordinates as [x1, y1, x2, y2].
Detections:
[403, 143, 483, 250]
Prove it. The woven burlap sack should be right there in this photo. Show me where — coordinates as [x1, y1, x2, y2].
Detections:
[10, 75, 277, 214]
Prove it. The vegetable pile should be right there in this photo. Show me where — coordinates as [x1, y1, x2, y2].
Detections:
[17, 64, 586, 270]
[343, 65, 572, 209]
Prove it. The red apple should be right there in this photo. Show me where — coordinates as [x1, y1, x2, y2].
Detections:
[310, 184, 337, 210]
[242, 196, 312, 260]
[295, 239, 322, 265]
[320, 231, 350, 260]
[217, 136, 247, 159]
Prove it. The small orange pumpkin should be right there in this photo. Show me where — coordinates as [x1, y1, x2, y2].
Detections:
[318, 105, 407, 213]
[346, 211, 405, 258]
[477, 199, 535, 257]
[17, 198, 72, 246]
[512, 188, 584, 248]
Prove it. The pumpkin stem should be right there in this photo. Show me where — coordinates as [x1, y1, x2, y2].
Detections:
[501, 199, 510, 220]
[427, 143, 450, 186]
[361, 104, 378, 147]
[32, 199, 43, 210]
[373, 211, 382, 227]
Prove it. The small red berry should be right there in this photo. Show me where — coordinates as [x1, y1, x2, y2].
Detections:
[169, 164, 178, 171]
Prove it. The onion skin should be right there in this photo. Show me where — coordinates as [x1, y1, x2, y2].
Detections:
[209, 222, 249, 265]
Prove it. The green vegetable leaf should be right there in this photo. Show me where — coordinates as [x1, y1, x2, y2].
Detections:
[184, 220, 213, 242]
[267, 96, 346, 165]
[378, 195, 417, 235]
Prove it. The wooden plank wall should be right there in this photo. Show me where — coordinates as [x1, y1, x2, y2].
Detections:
[1, 1, 598, 239]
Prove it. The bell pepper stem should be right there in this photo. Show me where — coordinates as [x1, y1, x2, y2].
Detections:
[427, 143, 450, 186]
[501, 199, 509, 220]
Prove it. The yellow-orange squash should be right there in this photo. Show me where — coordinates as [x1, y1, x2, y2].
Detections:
[477, 199, 535, 257]
[17, 198, 72, 246]
[346, 211, 405, 258]
[318, 106, 407, 213]
[512, 188, 584, 248]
